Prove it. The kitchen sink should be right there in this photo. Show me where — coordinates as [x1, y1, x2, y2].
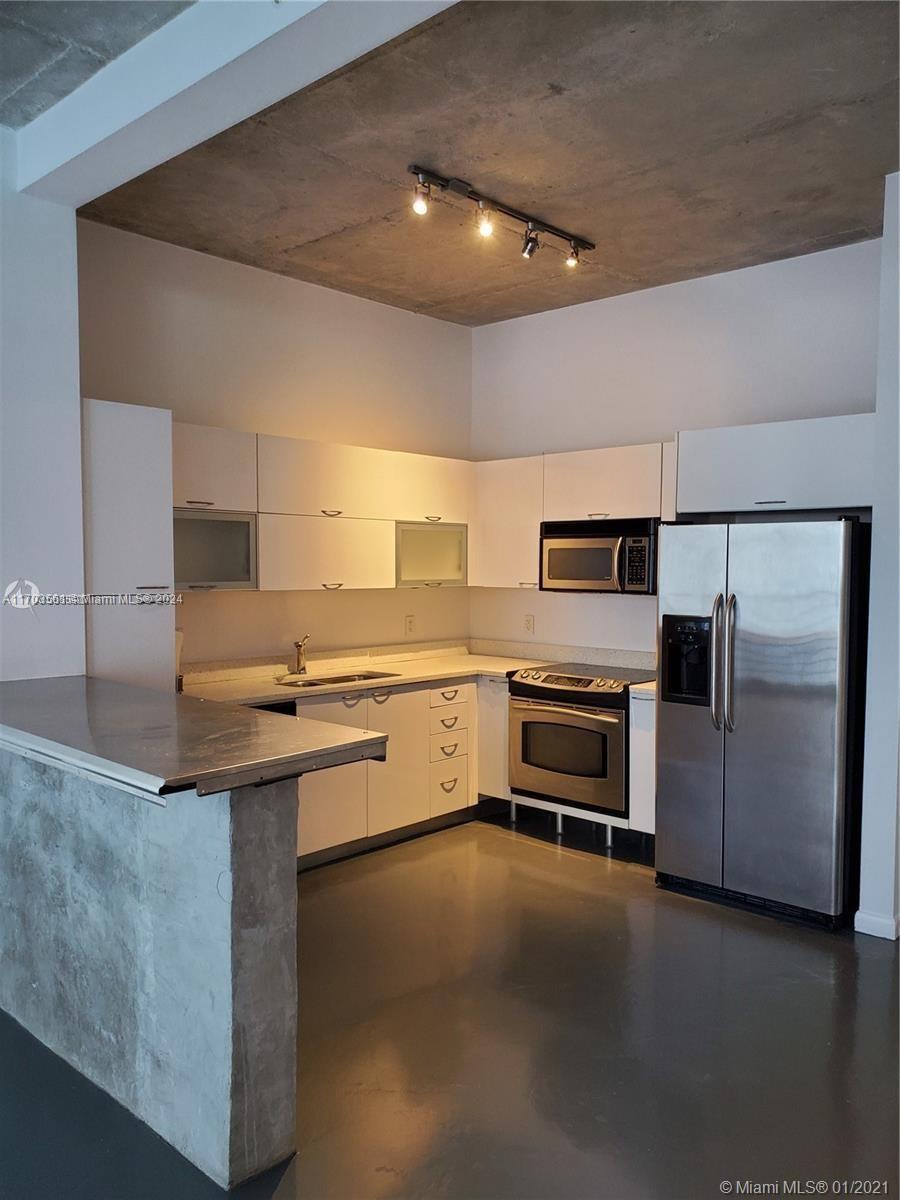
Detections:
[277, 671, 401, 688]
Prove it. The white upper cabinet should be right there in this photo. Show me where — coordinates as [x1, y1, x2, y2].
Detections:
[675, 413, 876, 514]
[661, 442, 677, 522]
[542, 443, 663, 521]
[257, 434, 471, 524]
[173, 422, 257, 512]
[257, 513, 394, 591]
[470, 456, 543, 588]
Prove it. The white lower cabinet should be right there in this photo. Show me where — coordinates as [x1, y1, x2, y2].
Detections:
[295, 694, 369, 855]
[366, 688, 431, 837]
[430, 757, 468, 818]
[628, 691, 656, 834]
[476, 677, 510, 800]
[257, 513, 395, 591]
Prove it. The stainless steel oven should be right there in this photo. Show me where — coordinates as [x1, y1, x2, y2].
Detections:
[509, 695, 626, 814]
[540, 519, 656, 593]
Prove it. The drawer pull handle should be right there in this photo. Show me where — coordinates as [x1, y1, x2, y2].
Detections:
[518, 581, 538, 588]
[188, 584, 216, 590]
[321, 509, 343, 517]
[185, 499, 215, 506]
[588, 512, 609, 519]
[342, 695, 363, 705]
[322, 582, 343, 589]
[135, 585, 169, 591]
[441, 743, 459, 757]
[754, 500, 787, 506]
[440, 716, 459, 729]
[371, 691, 391, 703]
[440, 778, 459, 793]
[441, 689, 458, 701]
[425, 515, 442, 522]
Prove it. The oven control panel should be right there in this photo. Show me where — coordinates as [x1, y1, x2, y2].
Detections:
[623, 537, 651, 593]
[514, 670, 626, 693]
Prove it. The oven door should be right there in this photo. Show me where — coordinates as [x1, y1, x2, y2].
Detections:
[541, 536, 623, 592]
[509, 698, 626, 813]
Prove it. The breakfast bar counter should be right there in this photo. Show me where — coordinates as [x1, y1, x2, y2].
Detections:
[0, 675, 387, 1189]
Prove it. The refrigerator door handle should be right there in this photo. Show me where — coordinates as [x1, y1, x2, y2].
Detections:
[724, 592, 737, 732]
[710, 592, 724, 730]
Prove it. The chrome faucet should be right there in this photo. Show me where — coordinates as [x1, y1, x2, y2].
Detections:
[293, 634, 311, 675]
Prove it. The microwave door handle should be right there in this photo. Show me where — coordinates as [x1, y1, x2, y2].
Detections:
[612, 537, 625, 591]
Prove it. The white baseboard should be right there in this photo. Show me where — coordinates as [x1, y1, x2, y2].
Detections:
[854, 909, 900, 940]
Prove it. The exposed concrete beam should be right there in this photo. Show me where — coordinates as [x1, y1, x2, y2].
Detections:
[17, 0, 457, 208]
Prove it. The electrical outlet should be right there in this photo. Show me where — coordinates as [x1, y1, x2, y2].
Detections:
[524, 613, 535, 636]
[404, 614, 416, 637]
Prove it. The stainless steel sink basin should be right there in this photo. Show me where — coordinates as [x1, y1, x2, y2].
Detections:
[277, 671, 401, 688]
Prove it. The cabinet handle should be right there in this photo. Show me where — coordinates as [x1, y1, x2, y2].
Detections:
[588, 512, 610, 519]
[341, 695, 364, 706]
[441, 689, 458, 701]
[371, 691, 391, 703]
[440, 777, 459, 793]
[754, 500, 787, 506]
[441, 743, 459, 757]
[440, 716, 459, 729]
[425, 515, 442, 522]
[135, 585, 169, 591]
[518, 581, 538, 588]
[424, 581, 443, 587]
[322, 582, 343, 589]
[186, 499, 215, 506]
[321, 510, 343, 517]
[188, 584, 216, 590]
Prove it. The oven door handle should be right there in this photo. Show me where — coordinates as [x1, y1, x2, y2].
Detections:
[510, 699, 621, 724]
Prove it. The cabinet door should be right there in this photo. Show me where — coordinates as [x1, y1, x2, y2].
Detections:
[675, 413, 876, 514]
[661, 442, 677, 522]
[628, 692, 656, 834]
[470, 457, 543, 588]
[476, 678, 510, 800]
[173, 422, 257, 512]
[389, 452, 471, 524]
[258, 434, 396, 520]
[83, 398, 175, 692]
[257, 513, 395, 591]
[543, 443, 663, 521]
[366, 688, 430, 835]
[295, 694, 369, 854]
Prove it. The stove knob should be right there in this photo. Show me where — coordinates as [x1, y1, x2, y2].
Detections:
[531, 673, 542, 681]
[520, 670, 531, 680]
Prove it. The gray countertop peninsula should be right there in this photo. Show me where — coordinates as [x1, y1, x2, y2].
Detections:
[0, 675, 387, 800]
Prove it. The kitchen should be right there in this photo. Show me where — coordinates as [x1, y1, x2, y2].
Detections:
[0, 2, 898, 1198]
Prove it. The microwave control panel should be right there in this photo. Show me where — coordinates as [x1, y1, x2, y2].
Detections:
[624, 537, 651, 593]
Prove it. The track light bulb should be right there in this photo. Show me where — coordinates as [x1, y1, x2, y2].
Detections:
[565, 245, 579, 268]
[477, 202, 494, 238]
[412, 182, 430, 216]
[522, 227, 540, 259]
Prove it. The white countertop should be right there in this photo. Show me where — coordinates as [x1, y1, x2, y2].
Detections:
[185, 652, 548, 706]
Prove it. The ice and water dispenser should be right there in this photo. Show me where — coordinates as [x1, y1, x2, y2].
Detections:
[660, 615, 712, 706]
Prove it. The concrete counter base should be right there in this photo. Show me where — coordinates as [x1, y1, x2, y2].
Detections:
[0, 747, 299, 1188]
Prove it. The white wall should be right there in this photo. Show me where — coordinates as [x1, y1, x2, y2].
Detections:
[179, 586, 469, 664]
[77, 220, 472, 458]
[472, 240, 881, 459]
[856, 174, 899, 940]
[0, 129, 85, 680]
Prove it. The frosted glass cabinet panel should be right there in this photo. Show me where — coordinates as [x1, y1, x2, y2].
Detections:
[396, 522, 467, 587]
[174, 511, 257, 590]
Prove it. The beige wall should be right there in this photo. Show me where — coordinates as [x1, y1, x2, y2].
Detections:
[77, 220, 472, 458]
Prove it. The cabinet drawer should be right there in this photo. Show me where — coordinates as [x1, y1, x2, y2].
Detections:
[430, 729, 468, 763]
[429, 702, 469, 735]
[430, 682, 474, 708]
[430, 757, 468, 817]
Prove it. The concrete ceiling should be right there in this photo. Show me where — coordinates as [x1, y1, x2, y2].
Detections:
[80, 1, 898, 326]
[0, 1, 193, 129]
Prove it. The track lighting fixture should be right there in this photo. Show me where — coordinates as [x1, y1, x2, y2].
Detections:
[407, 165, 594, 270]
[412, 179, 430, 216]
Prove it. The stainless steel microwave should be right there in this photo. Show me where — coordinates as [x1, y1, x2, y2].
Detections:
[540, 519, 657, 594]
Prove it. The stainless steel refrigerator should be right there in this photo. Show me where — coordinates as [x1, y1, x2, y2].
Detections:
[655, 519, 866, 920]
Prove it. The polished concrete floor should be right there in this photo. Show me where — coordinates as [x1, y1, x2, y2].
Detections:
[1, 815, 897, 1199]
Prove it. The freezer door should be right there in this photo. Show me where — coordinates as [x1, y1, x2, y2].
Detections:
[723, 521, 851, 914]
[656, 524, 728, 885]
